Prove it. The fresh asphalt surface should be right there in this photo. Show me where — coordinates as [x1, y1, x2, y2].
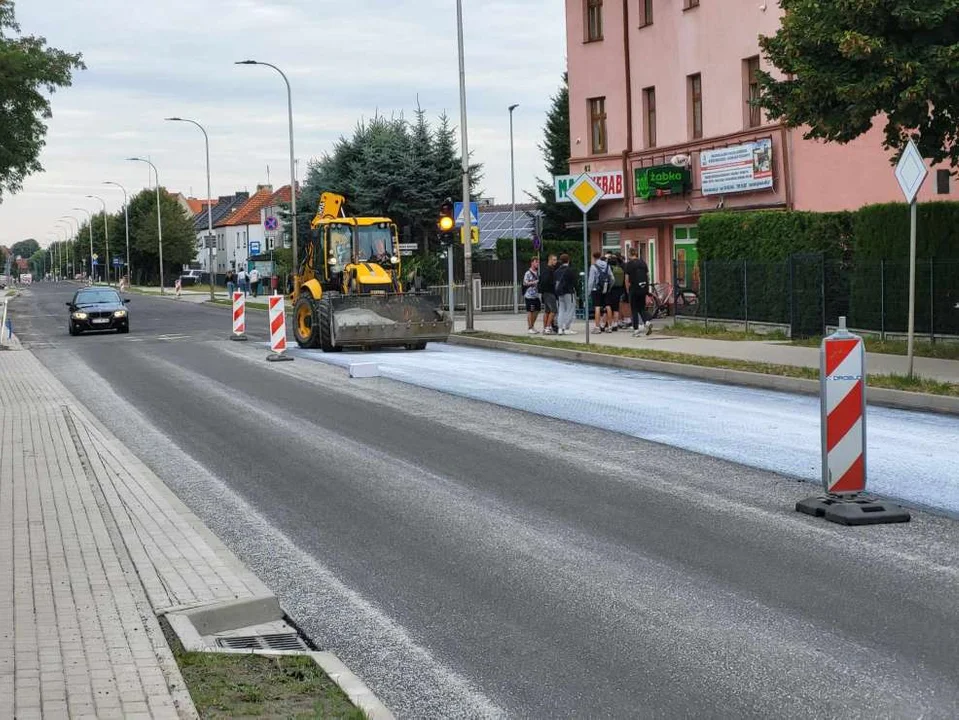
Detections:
[9, 283, 959, 719]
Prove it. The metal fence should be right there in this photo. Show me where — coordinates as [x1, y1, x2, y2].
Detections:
[674, 255, 959, 339]
[429, 283, 518, 312]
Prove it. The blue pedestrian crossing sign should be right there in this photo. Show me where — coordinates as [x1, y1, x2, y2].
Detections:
[113, 257, 121, 267]
[91, 259, 98, 266]
[453, 202, 479, 227]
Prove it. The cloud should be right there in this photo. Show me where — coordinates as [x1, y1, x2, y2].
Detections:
[2, 0, 566, 244]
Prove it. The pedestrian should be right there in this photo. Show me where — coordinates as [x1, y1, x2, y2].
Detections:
[226, 269, 235, 297]
[608, 253, 626, 331]
[249, 266, 260, 297]
[237, 267, 248, 297]
[522, 257, 541, 333]
[554, 253, 577, 335]
[538, 254, 558, 334]
[624, 246, 653, 337]
[587, 251, 614, 334]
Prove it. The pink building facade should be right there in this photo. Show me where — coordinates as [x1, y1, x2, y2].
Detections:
[565, 0, 955, 286]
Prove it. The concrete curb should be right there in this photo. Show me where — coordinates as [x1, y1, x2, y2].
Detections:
[448, 335, 959, 416]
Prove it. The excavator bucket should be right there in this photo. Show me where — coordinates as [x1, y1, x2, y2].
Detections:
[329, 293, 452, 348]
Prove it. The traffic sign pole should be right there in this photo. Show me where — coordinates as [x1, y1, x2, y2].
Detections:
[894, 139, 928, 378]
[907, 200, 917, 377]
[567, 173, 604, 341]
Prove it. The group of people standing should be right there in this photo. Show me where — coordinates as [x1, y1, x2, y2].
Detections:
[225, 267, 261, 297]
[522, 249, 653, 337]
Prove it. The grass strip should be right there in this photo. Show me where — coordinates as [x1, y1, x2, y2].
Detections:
[466, 331, 959, 398]
[161, 619, 366, 719]
[660, 322, 789, 342]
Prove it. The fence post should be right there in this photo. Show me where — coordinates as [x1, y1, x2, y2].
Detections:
[880, 259, 886, 342]
[702, 260, 708, 332]
[930, 257, 935, 343]
[787, 255, 795, 336]
[820, 252, 826, 336]
[743, 260, 749, 333]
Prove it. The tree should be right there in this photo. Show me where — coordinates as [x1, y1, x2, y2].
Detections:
[0, 1, 84, 200]
[535, 74, 580, 241]
[757, 0, 959, 167]
[11, 238, 38, 258]
[128, 188, 197, 284]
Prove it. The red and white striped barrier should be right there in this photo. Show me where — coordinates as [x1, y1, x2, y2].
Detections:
[820, 318, 866, 495]
[269, 295, 287, 353]
[266, 293, 293, 362]
[231, 291, 246, 340]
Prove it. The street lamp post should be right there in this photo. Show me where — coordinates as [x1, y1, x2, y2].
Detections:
[166, 117, 216, 301]
[235, 60, 298, 294]
[87, 195, 111, 285]
[455, 0, 475, 329]
[71, 208, 95, 281]
[128, 157, 165, 293]
[508, 103, 519, 314]
[58, 218, 77, 278]
[104, 181, 132, 286]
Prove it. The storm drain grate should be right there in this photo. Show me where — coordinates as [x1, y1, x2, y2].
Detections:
[216, 633, 309, 651]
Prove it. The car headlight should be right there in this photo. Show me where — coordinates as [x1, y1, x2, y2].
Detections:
[390, 256, 399, 265]
[72, 312, 88, 320]
[113, 310, 127, 317]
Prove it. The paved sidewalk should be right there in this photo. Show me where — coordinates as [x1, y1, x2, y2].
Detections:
[0, 345, 272, 718]
[464, 312, 959, 384]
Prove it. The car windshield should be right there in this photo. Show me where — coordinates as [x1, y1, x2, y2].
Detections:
[75, 290, 121, 305]
[356, 224, 393, 261]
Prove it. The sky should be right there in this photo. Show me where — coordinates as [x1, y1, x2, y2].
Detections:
[1, 0, 567, 248]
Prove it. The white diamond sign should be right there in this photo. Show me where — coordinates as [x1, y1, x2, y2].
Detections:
[567, 173, 604, 213]
[894, 139, 928, 204]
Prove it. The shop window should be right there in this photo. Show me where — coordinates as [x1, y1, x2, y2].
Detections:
[602, 232, 621, 254]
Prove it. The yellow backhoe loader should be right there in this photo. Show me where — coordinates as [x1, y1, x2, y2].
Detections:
[291, 192, 452, 351]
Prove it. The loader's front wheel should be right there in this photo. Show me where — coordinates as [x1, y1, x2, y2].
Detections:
[293, 295, 321, 349]
[318, 297, 341, 353]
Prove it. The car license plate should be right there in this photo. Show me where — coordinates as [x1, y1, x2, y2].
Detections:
[92, 318, 109, 324]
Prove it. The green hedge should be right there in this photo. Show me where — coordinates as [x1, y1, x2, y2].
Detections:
[852, 202, 959, 259]
[698, 210, 853, 261]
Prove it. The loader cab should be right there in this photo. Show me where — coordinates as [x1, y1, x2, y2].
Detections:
[313, 218, 401, 294]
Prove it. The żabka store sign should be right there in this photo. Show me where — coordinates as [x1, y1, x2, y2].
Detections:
[554, 171, 624, 202]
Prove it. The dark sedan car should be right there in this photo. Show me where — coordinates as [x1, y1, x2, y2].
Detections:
[67, 287, 130, 335]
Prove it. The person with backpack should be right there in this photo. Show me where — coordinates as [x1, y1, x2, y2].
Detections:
[608, 253, 626, 331]
[587, 251, 614, 334]
[554, 253, 577, 335]
[538, 254, 558, 334]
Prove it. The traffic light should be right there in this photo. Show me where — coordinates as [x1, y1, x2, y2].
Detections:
[438, 199, 455, 242]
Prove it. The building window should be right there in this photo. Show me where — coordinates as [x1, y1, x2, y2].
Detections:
[589, 97, 607, 154]
[639, 0, 653, 27]
[937, 169, 951, 195]
[643, 87, 656, 148]
[683, 0, 699, 8]
[744, 56, 761, 128]
[688, 73, 703, 140]
[601, 232, 621, 253]
[586, 0, 603, 41]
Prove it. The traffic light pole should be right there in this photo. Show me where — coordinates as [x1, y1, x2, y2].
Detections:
[456, 0, 474, 331]
[447, 245, 455, 322]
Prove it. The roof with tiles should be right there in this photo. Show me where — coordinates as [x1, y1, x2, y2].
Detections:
[216, 186, 274, 228]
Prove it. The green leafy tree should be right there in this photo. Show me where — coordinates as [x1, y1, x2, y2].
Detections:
[10, 237, 38, 258]
[757, 0, 959, 166]
[0, 1, 84, 200]
[535, 74, 579, 241]
[128, 188, 197, 284]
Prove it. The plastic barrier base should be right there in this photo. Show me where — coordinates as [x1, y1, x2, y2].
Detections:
[230, 334, 248, 342]
[796, 494, 911, 526]
[266, 352, 293, 363]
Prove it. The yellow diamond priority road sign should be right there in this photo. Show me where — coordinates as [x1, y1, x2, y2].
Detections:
[568, 173, 604, 213]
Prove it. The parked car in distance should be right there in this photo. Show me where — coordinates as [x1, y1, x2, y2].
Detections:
[179, 269, 203, 286]
[67, 287, 130, 335]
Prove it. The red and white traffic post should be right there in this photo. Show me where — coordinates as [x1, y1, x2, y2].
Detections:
[796, 317, 909, 525]
[230, 291, 247, 341]
[265, 293, 293, 362]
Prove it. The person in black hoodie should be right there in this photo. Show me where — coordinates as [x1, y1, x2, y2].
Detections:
[554, 253, 578, 335]
[538, 254, 558, 334]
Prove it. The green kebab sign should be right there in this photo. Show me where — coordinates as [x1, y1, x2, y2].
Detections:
[635, 164, 691, 200]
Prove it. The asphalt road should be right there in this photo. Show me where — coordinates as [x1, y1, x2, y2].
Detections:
[10, 283, 959, 719]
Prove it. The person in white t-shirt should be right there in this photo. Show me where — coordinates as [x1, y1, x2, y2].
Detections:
[249, 267, 260, 297]
[522, 257, 541, 334]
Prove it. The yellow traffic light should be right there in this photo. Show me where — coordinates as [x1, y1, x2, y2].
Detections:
[438, 215, 455, 232]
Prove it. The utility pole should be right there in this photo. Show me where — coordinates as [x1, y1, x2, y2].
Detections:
[456, 0, 474, 330]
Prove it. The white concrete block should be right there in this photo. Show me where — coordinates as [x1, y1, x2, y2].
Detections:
[348, 363, 380, 378]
